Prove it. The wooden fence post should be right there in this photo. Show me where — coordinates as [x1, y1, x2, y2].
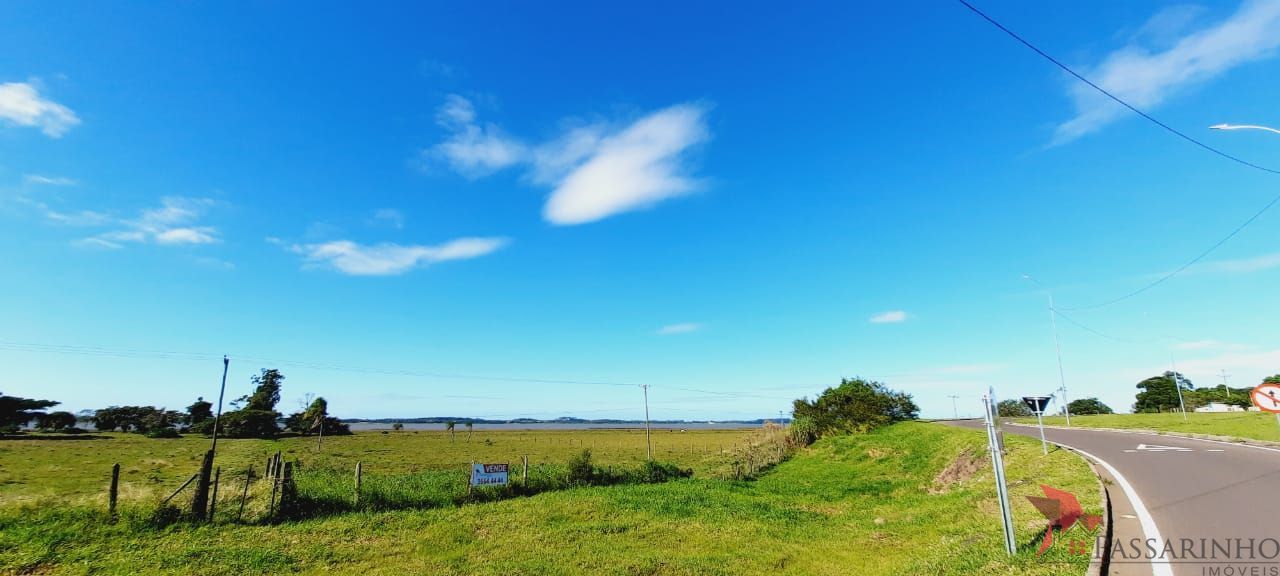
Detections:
[279, 462, 294, 518]
[522, 456, 528, 485]
[108, 463, 120, 518]
[208, 466, 221, 521]
[466, 462, 473, 496]
[191, 450, 214, 520]
[354, 461, 362, 507]
[236, 465, 252, 523]
[268, 466, 280, 519]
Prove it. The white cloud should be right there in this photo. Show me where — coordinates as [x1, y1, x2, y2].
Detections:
[1054, 0, 1280, 144]
[423, 95, 711, 225]
[289, 237, 508, 276]
[24, 174, 77, 186]
[1174, 339, 1244, 351]
[869, 310, 908, 324]
[0, 82, 80, 138]
[45, 209, 110, 226]
[541, 104, 709, 225]
[657, 322, 703, 335]
[370, 208, 405, 229]
[429, 95, 526, 178]
[79, 197, 220, 247]
[155, 227, 218, 245]
[1205, 252, 1280, 274]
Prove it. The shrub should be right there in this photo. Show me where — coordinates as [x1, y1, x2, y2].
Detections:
[146, 427, 181, 439]
[567, 449, 595, 486]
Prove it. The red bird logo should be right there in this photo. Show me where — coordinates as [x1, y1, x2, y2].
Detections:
[1026, 485, 1103, 555]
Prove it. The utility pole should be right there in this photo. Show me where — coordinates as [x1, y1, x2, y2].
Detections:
[1219, 369, 1233, 402]
[1018, 273, 1070, 427]
[211, 356, 229, 456]
[948, 395, 960, 420]
[1171, 354, 1188, 422]
[641, 385, 652, 461]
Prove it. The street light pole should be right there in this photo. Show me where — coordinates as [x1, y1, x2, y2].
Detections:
[1023, 275, 1071, 426]
[948, 395, 960, 420]
[641, 385, 652, 461]
[1210, 123, 1280, 135]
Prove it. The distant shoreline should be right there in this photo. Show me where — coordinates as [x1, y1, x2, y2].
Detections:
[341, 417, 787, 425]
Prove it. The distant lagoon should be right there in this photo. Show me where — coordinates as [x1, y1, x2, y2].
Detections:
[347, 421, 764, 432]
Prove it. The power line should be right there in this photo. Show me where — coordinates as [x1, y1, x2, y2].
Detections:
[0, 339, 798, 401]
[957, 0, 1280, 310]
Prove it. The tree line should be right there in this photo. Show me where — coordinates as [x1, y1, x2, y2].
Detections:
[0, 368, 350, 439]
[994, 373, 1280, 417]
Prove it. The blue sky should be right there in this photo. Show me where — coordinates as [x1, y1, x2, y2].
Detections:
[2, 1, 1278, 420]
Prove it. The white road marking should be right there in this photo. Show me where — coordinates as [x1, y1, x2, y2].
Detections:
[1119, 514, 1138, 519]
[1208, 449, 1226, 452]
[1055, 444, 1174, 576]
[1136, 443, 1192, 452]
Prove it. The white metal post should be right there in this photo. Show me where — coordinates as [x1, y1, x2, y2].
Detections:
[983, 391, 1016, 555]
[1036, 410, 1047, 455]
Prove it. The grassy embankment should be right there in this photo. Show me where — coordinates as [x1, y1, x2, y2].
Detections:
[1026, 411, 1280, 442]
[1, 422, 1100, 575]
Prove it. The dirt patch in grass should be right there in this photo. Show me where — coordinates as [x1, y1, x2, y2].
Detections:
[929, 448, 984, 494]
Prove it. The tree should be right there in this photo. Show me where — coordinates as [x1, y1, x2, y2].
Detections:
[1266, 375, 1280, 385]
[217, 410, 280, 439]
[285, 396, 350, 436]
[790, 377, 919, 439]
[1133, 371, 1192, 413]
[446, 421, 456, 442]
[0, 393, 60, 432]
[392, 422, 404, 431]
[1066, 398, 1113, 415]
[996, 399, 1032, 418]
[216, 369, 286, 439]
[38, 411, 78, 430]
[91, 406, 178, 433]
[186, 397, 213, 425]
[241, 369, 284, 412]
[465, 421, 474, 442]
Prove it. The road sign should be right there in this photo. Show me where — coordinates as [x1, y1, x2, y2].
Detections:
[1250, 383, 1280, 413]
[1022, 396, 1052, 414]
[470, 463, 509, 487]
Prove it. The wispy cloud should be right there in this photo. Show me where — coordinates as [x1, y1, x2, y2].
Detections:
[77, 197, 220, 249]
[1204, 252, 1280, 274]
[423, 95, 711, 225]
[428, 95, 526, 178]
[657, 322, 703, 335]
[869, 310, 908, 324]
[24, 174, 77, 186]
[1173, 339, 1246, 351]
[1054, 0, 1280, 144]
[0, 82, 79, 138]
[288, 237, 508, 276]
[369, 208, 405, 229]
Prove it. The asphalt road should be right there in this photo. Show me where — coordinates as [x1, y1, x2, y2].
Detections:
[948, 420, 1280, 576]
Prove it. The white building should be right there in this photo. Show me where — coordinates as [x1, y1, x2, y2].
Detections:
[1194, 402, 1245, 413]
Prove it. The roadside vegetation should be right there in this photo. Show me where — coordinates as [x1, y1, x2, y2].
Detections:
[1, 421, 1100, 575]
[1030, 411, 1280, 442]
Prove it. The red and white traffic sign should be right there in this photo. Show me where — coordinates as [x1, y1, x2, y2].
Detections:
[1250, 383, 1280, 413]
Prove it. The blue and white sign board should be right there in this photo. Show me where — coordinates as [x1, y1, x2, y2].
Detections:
[470, 463, 509, 487]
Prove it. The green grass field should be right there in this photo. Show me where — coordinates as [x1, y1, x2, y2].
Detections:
[1026, 411, 1280, 442]
[0, 428, 754, 507]
[0, 422, 1101, 575]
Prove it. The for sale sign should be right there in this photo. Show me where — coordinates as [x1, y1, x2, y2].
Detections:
[470, 463, 509, 486]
